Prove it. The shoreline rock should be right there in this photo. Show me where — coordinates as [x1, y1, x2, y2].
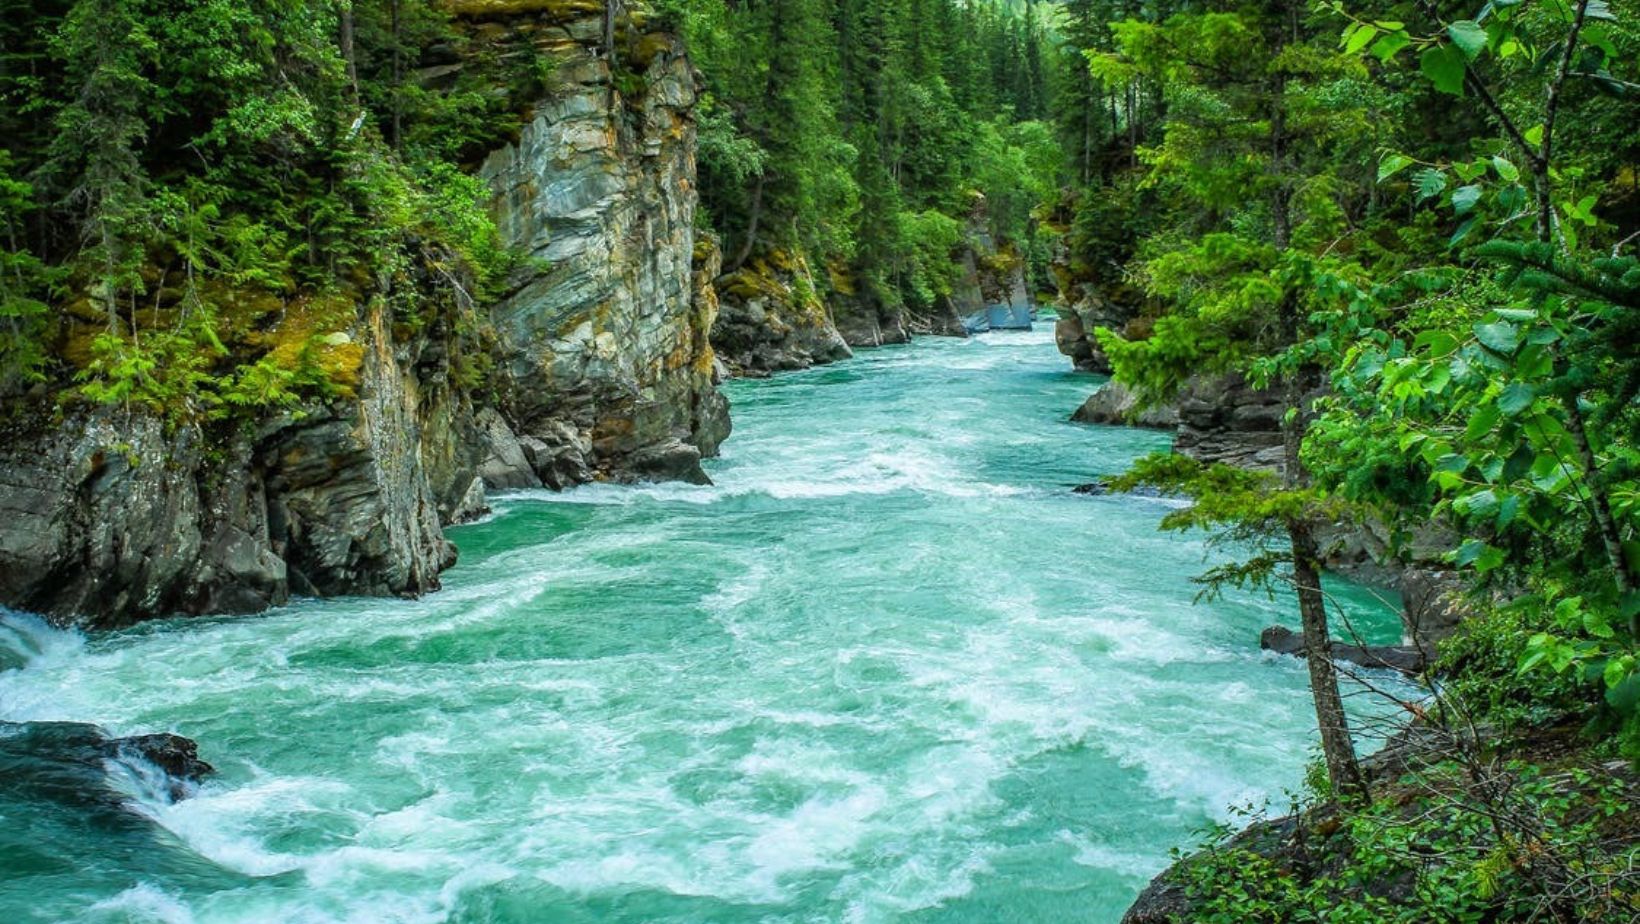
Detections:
[1259, 625, 1431, 676]
[1070, 380, 1179, 429]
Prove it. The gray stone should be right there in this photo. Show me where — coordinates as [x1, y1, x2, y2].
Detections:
[476, 408, 542, 491]
[1071, 380, 1179, 429]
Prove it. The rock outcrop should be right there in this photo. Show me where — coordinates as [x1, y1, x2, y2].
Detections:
[477, 15, 727, 485]
[711, 250, 853, 374]
[1173, 373, 1288, 472]
[1053, 289, 1133, 373]
[1070, 379, 1179, 429]
[0, 3, 727, 628]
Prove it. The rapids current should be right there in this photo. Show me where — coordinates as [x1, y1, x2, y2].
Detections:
[0, 329, 1407, 922]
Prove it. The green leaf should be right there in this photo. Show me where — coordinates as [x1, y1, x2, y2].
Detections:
[1474, 321, 1518, 354]
[1378, 153, 1414, 182]
[1450, 216, 1478, 246]
[1497, 383, 1535, 416]
[1458, 488, 1500, 519]
[1584, 610, 1615, 640]
[1344, 23, 1379, 55]
[1447, 20, 1489, 59]
[1606, 674, 1640, 714]
[1604, 657, 1629, 688]
[1420, 44, 1468, 95]
[1415, 329, 1459, 357]
[1465, 404, 1501, 441]
[1524, 123, 1544, 145]
[1451, 184, 1483, 214]
[1414, 168, 1447, 202]
[1490, 155, 1519, 182]
[1371, 31, 1412, 62]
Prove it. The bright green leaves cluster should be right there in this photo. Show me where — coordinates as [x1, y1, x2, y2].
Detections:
[1096, 233, 1282, 403]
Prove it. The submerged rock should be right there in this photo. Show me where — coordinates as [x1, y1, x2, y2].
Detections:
[0, 721, 235, 897]
[0, 721, 213, 805]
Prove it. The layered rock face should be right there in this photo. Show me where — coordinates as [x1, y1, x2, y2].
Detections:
[478, 16, 727, 484]
[0, 5, 726, 628]
[0, 306, 467, 625]
[1172, 373, 1288, 472]
[1053, 288, 1132, 374]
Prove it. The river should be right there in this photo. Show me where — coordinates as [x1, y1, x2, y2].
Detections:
[0, 328, 1406, 923]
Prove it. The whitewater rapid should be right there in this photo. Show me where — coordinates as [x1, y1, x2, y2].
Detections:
[0, 329, 1407, 923]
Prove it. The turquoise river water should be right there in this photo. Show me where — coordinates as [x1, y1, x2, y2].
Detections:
[0, 328, 1408, 923]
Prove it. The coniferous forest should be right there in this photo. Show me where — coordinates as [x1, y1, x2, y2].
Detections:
[1, 0, 1638, 921]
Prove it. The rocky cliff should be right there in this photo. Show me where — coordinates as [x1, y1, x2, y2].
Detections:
[475, 11, 727, 484]
[710, 250, 853, 375]
[709, 204, 1041, 372]
[0, 2, 725, 629]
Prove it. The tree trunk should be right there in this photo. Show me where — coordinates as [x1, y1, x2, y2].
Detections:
[1271, 51, 1366, 800]
[724, 172, 765, 276]
[1284, 368, 1368, 803]
[390, 0, 403, 150]
[339, 2, 359, 103]
[1563, 393, 1640, 631]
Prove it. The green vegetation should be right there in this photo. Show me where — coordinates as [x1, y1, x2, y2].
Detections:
[655, 0, 1063, 317]
[1061, 0, 1640, 916]
[0, 0, 533, 420]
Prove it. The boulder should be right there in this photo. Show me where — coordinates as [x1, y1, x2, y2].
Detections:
[1071, 380, 1179, 429]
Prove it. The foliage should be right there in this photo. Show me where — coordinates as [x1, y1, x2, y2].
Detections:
[1174, 758, 1639, 923]
[0, 0, 521, 417]
[661, 0, 1059, 314]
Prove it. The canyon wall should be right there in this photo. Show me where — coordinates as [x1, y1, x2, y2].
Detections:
[0, 3, 724, 628]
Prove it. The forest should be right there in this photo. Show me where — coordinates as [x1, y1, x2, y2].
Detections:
[0, 0, 1638, 920]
